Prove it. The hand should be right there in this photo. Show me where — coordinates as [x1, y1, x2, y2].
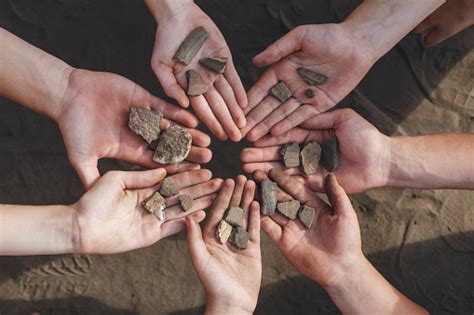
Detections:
[241, 24, 373, 142]
[56, 69, 213, 189]
[413, 0, 474, 46]
[149, 1, 247, 141]
[72, 168, 222, 254]
[185, 176, 261, 315]
[241, 109, 390, 193]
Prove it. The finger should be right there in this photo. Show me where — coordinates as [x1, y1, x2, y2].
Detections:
[166, 193, 217, 221]
[119, 168, 167, 190]
[162, 162, 201, 175]
[324, 173, 353, 217]
[254, 128, 310, 147]
[203, 179, 235, 238]
[252, 170, 293, 202]
[241, 96, 281, 139]
[151, 96, 196, 128]
[187, 147, 213, 164]
[71, 157, 101, 190]
[424, 24, 458, 47]
[187, 127, 212, 148]
[153, 64, 190, 108]
[165, 178, 223, 208]
[412, 17, 432, 34]
[300, 109, 354, 130]
[271, 105, 320, 136]
[190, 95, 228, 141]
[247, 201, 261, 243]
[225, 59, 248, 108]
[205, 88, 242, 142]
[242, 162, 301, 175]
[245, 70, 279, 114]
[185, 212, 210, 270]
[160, 210, 206, 240]
[261, 216, 283, 244]
[240, 147, 280, 163]
[240, 180, 256, 229]
[230, 175, 247, 206]
[270, 212, 290, 226]
[215, 76, 247, 128]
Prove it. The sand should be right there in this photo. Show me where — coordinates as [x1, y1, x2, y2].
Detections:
[0, 0, 473, 314]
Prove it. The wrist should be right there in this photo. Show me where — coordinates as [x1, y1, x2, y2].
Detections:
[145, 0, 194, 22]
[385, 136, 417, 188]
[205, 298, 254, 315]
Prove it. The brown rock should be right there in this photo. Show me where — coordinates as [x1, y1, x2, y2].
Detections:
[301, 141, 321, 175]
[173, 26, 209, 65]
[160, 177, 179, 197]
[128, 107, 162, 144]
[277, 200, 301, 219]
[153, 125, 192, 164]
[229, 227, 249, 250]
[304, 88, 315, 98]
[216, 220, 233, 244]
[298, 205, 315, 229]
[281, 143, 300, 168]
[270, 81, 292, 103]
[179, 194, 194, 212]
[320, 138, 340, 171]
[186, 70, 208, 96]
[260, 180, 277, 215]
[143, 192, 166, 221]
[224, 206, 244, 227]
[297, 67, 328, 85]
[199, 57, 227, 74]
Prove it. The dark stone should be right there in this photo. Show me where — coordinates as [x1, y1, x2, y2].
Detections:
[277, 200, 301, 219]
[160, 177, 179, 197]
[304, 88, 315, 98]
[128, 107, 162, 144]
[199, 57, 227, 74]
[298, 205, 316, 229]
[224, 206, 244, 227]
[270, 81, 292, 103]
[300, 141, 321, 175]
[281, 143, 300, 168]
[173, 26, 209, 65]
[297, 67, 328, 85]
[153, 125, 192, 164]
[320, 138, 340, 171]
[260, 180, 277, 215]
[186, 70, 208, 96]
[229, 227, 249, 250]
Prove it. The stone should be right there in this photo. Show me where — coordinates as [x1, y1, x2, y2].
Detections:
[277, 200, 301, 219]
[260, 180, 277, 216]
[179, 194, 194, 212]
[199, 57, 227, 74]
[224, 206, 244, 227]
[229, 227, 249, 250]
[153, 125, 192, 164]
[297, 67, 328, 85]
[128, 107, 162, 144]
[300, 141, 321, 175]
[320, 138, 340, 171]
[298, 205, 316, 229]
[160, 177, 179, 197]
[148, 139, 159, 151]
[143, 192, 166, 215]
[173, 26, 209, 65]
[281, 143, 300, 168]
[216, 220, 233, 244]
[186, 70, 208, 96]
[304, 88, 315, 98]
[154, 208, 166, 222]
[270, 81, 292, 103]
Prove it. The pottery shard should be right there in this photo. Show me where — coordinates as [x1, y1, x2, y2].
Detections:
[305, 88, 315, 98]
[301, 141, 321, 175]
[277, 200, 301, 219]
[270, 81, 292, 103]
[224, 206, 244, 227]
[216, 220, 233, 244]
[173, 26, 209, 65]
[179, 194, 194, 212]
[199, 57, 228, 74]
[260, 180, 277, 216]
[320, 138, 340, 171]
[281, 143, 300, 168]
[128, 107, 162, 144]
[297, 67, 328, 85]
[160, 177, 179, 197]
[298, 205, 315, 229]
[153, 125, 192, 164]
[229, 227, 249, 250]
[143, 192, 166, 221]
[186, 70, 208, 96]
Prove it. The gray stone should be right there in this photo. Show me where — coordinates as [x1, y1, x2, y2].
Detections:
[260, 180, 277, 216]
[224, 206, 244, 227]
[281, 143, 300, 168]
[173, 26, 209, 65]
[216, 220, 233, 244]
[179, 194, 194, 212]
[277, 200, 301, 219]
[229, 227, 249, 250]
[298, 205, 315, 229]
[199, 57, 227, 74]
[160, 177, 179, 197]
[128, 107, 162, 144]
[186, 70, 208, 96]
[270, 81, 292, 103]
[143, 192, 166, 214]
[304, 88, 315, 98]
[301, 141, 321, 175]
[153, 125, 192, 164]
[321, 138, 340, 171]
[297, 67, 328, 85]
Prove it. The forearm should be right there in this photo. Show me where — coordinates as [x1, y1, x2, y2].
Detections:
[0, 204, 79, 256]
[144, 0, 194, 22]
[387, 134, 474, 189]
[0, 28, 73, 120]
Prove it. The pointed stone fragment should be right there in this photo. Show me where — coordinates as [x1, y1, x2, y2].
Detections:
[160, 177, 179, 197]
[128, 107, 162, 144]
[300, 141, 321, 175]
[270, 81, 292, 103]
[143, 192, 166, 215]
[229, 227, 249, 250]
[199, 57, 228, 74]
[153, 125, 192, 164]
[281, 143, 300, 168]
[186, 70, 208, 96]
[224, 206, 244, 227]
[173, 26, 209, 65]
[298, 205, 315, 229]
[297, 67, 328, 85]
[260, 180, 277, 216]
[277, 200, 301, 219]
[179, 194, 194, 212]
[321, 138, 340, 171]
[216, 220, 233, 244]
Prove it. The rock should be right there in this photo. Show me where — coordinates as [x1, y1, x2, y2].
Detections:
[281, 143, 300, 168]
[297, 67, 328, 85]
[160, 177, 179, 197]
[153, 125, 192, 164]
[186, 70, 208, 96]
[128, 107, 162, 144]
[179, 194, 194, 212]
[216, 220, 233, 244]
[304, 88, 315, 98]
[298, 205, 315, 229]
[224, 206, 244, 227]
[277, 200, 301, 219]
[270, 81, 292, 103]
[143, 192, 166, 220]
[229, 227, 249, 250]
[199, 57, 227, 74]
[173, 26, 209, 65]
[154, 208, 166, 222]
[300, 141, 321, 175]
[320, 138, 340, 171]
[260, 180, 277, 215]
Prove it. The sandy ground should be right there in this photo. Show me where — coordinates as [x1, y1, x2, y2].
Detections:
[0, 0, 473, 314]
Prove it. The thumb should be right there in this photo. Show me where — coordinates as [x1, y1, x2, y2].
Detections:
[119, 168, 167, 190]
[185, 214, 210, 269]
[72, 158, 101, 190]
[324, 174, 353, 217]
[153, 63, 189, 108]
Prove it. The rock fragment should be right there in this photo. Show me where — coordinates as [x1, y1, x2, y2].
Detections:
[297, 67, 328, 85]
[173, 26, 209, 65]
[320, 138, 340, 171]
[160, 177, 179, 197]
[179, 194, 194, 212]
[153, 125, 192, 164]
[260, 180, 277, 216]
[270, 81, 292, 103]
[143, 192, 166, 221]
[281, 143, 300, 168]
[229, 227, 249, 250]
[301, 141, 321, 175]
[216, 220, 233, 244]
[277, 200, 301, 219]
[186, 70, 208, 96]
[128, 107, 162, 144]
[199, 57, 227, 74]
[224, 206, 244, 227]
[304, 88, 315, 98]
[298, 205, 316, 229]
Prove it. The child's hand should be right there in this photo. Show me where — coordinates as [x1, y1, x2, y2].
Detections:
[185, 176, 261, 315]
[72, 168, 222, 254]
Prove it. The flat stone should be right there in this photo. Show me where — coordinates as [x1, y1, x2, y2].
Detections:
[179, 194, 194, 212]
[186, 70, 208, 96]
[320, 138, 340, 171]
[301, 141, 321, 175]
[224, 206, 244, 227]
[260, 180, 277, 216]
[229, 227, 249, 250]
[297, 67, 328, 85]
[143, 192, 166, 214]
[199, 57, 227, 74]
[298, 205, 315, 229]
[128, 107, 162, 144]
[216, 220, 233, 244]
[154, 208, 166, 222]
[173, 26, 209, 65]
[277, 200, 301, 219]
[270, 81, 292, 103]
[281, 143, 300, 168]
[153, 125, 192, 164]
[304, 88, 315, 98]
[160, 177, 179, 197]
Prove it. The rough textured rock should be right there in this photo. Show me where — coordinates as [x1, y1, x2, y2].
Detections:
[270, 81, 292, 103]
[281, 143, 300, 168]
[173, 26, 209, 65]
[224, 206, 244, 227]
[229, 227, 249, 250]
[143, 192, 166, 221]
[277, 200, 301, 219]
[297, 67, 328, 85]
[216, 220, 233, 244]
[186, 70, 208, 96]
[160, 177, 179, 197]
[320, 138, 340, 171]
[301, 141, 321, 175]
[153, 125, 192, 164]
[260, 180, 277, 215]
[304, 88, 315, 98]
[179, 194, 194, 212]
[128, 107, 162, 144]
[199, 57, 227, 74]
[298, 205, 316, 229]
